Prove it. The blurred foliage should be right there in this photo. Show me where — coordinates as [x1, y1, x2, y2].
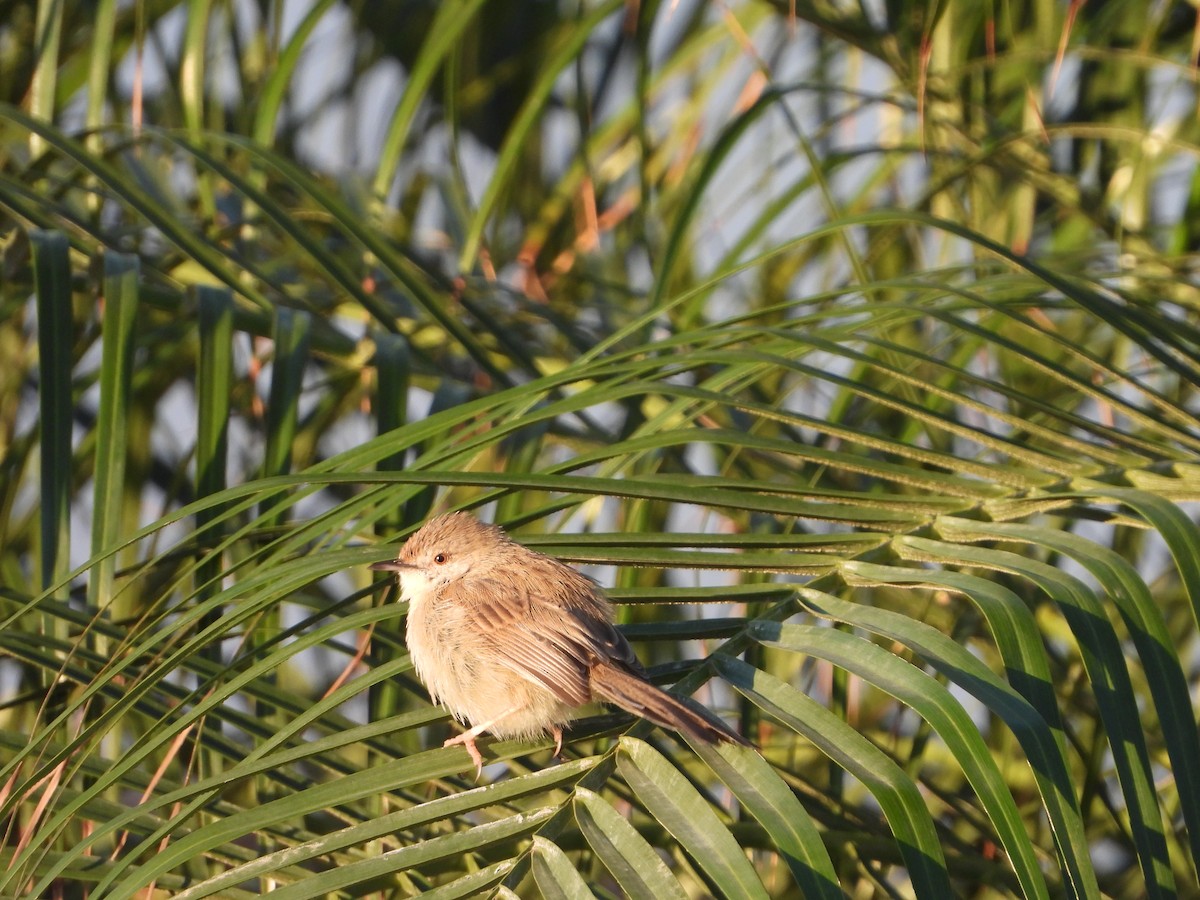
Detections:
[2, 0, 1200, 897]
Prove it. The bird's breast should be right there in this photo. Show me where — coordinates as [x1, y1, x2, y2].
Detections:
[405, 590, 486, 721]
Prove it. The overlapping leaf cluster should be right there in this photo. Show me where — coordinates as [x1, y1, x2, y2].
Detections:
[1, 1, 1198, 897]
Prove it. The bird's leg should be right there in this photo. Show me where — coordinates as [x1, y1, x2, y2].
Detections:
[445, 705, 521, 778]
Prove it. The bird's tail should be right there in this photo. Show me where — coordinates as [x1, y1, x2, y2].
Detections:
[589, 662, 751, 746]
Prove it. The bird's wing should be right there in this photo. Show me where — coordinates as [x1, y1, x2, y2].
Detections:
[453, 573, 633, 710]
[453, 573, 590, 710]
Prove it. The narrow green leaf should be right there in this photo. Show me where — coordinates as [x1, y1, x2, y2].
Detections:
[713, 655, 954, 896]
[926, 524, 1176, 899]
[232, 808, 553, 900]
[260, 306, 311, 526]
[84, 0, 118, 152]
[196, 285, 234, 603]
[418, 861, 516, 899]
[0, 104, 276, 311]
[252, 0, 340, 147]
[180, 0, 211, 138]
[374, 330, 410, 477]
[89, 252, 139, 620]
[692, 738, 843, 900]
[32, 230, 73, 602]
[458, 0, 623, 270]
[24, 603, 411, 897]
[617, 736, 769, 900]
[169, 760, 597, 900]
[531, 836, 598, 900]
[886, 540, 1066, 743]
[371, 329, 413, 726]
[180, 0, 217, 220]
[946, 509, 1200, 880]
[1095, 488, 1200, 640]
[182, 131, 510, 379]
[651, 86, 783, 312]
[750, 620, 1048, 899]
[262, 307, 310, 478]
[371, 0, 490, 200]
[404, 379, 473, 523]
[495, 417, 551, 525]
[573, 786, 689, 900]
[28, 0, 64, 158]
[802, 580, 1098, 900]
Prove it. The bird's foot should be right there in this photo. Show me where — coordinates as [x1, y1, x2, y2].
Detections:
[444, 731, 485, 780]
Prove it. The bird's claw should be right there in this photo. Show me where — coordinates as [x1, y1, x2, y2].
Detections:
[444, 732, 485, 780]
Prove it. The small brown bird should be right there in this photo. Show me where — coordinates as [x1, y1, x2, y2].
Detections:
[371, 511, 748, 775]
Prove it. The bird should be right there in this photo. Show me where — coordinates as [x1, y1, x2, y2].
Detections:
[370, 511, 750, 776]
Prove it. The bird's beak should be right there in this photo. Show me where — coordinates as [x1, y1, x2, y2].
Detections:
[370, 560, 416, 572]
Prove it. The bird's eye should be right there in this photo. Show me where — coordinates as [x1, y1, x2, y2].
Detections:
[434, 553, 446, 564]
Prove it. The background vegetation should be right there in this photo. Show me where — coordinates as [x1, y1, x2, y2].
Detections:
[2, 0, 1200, 897]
